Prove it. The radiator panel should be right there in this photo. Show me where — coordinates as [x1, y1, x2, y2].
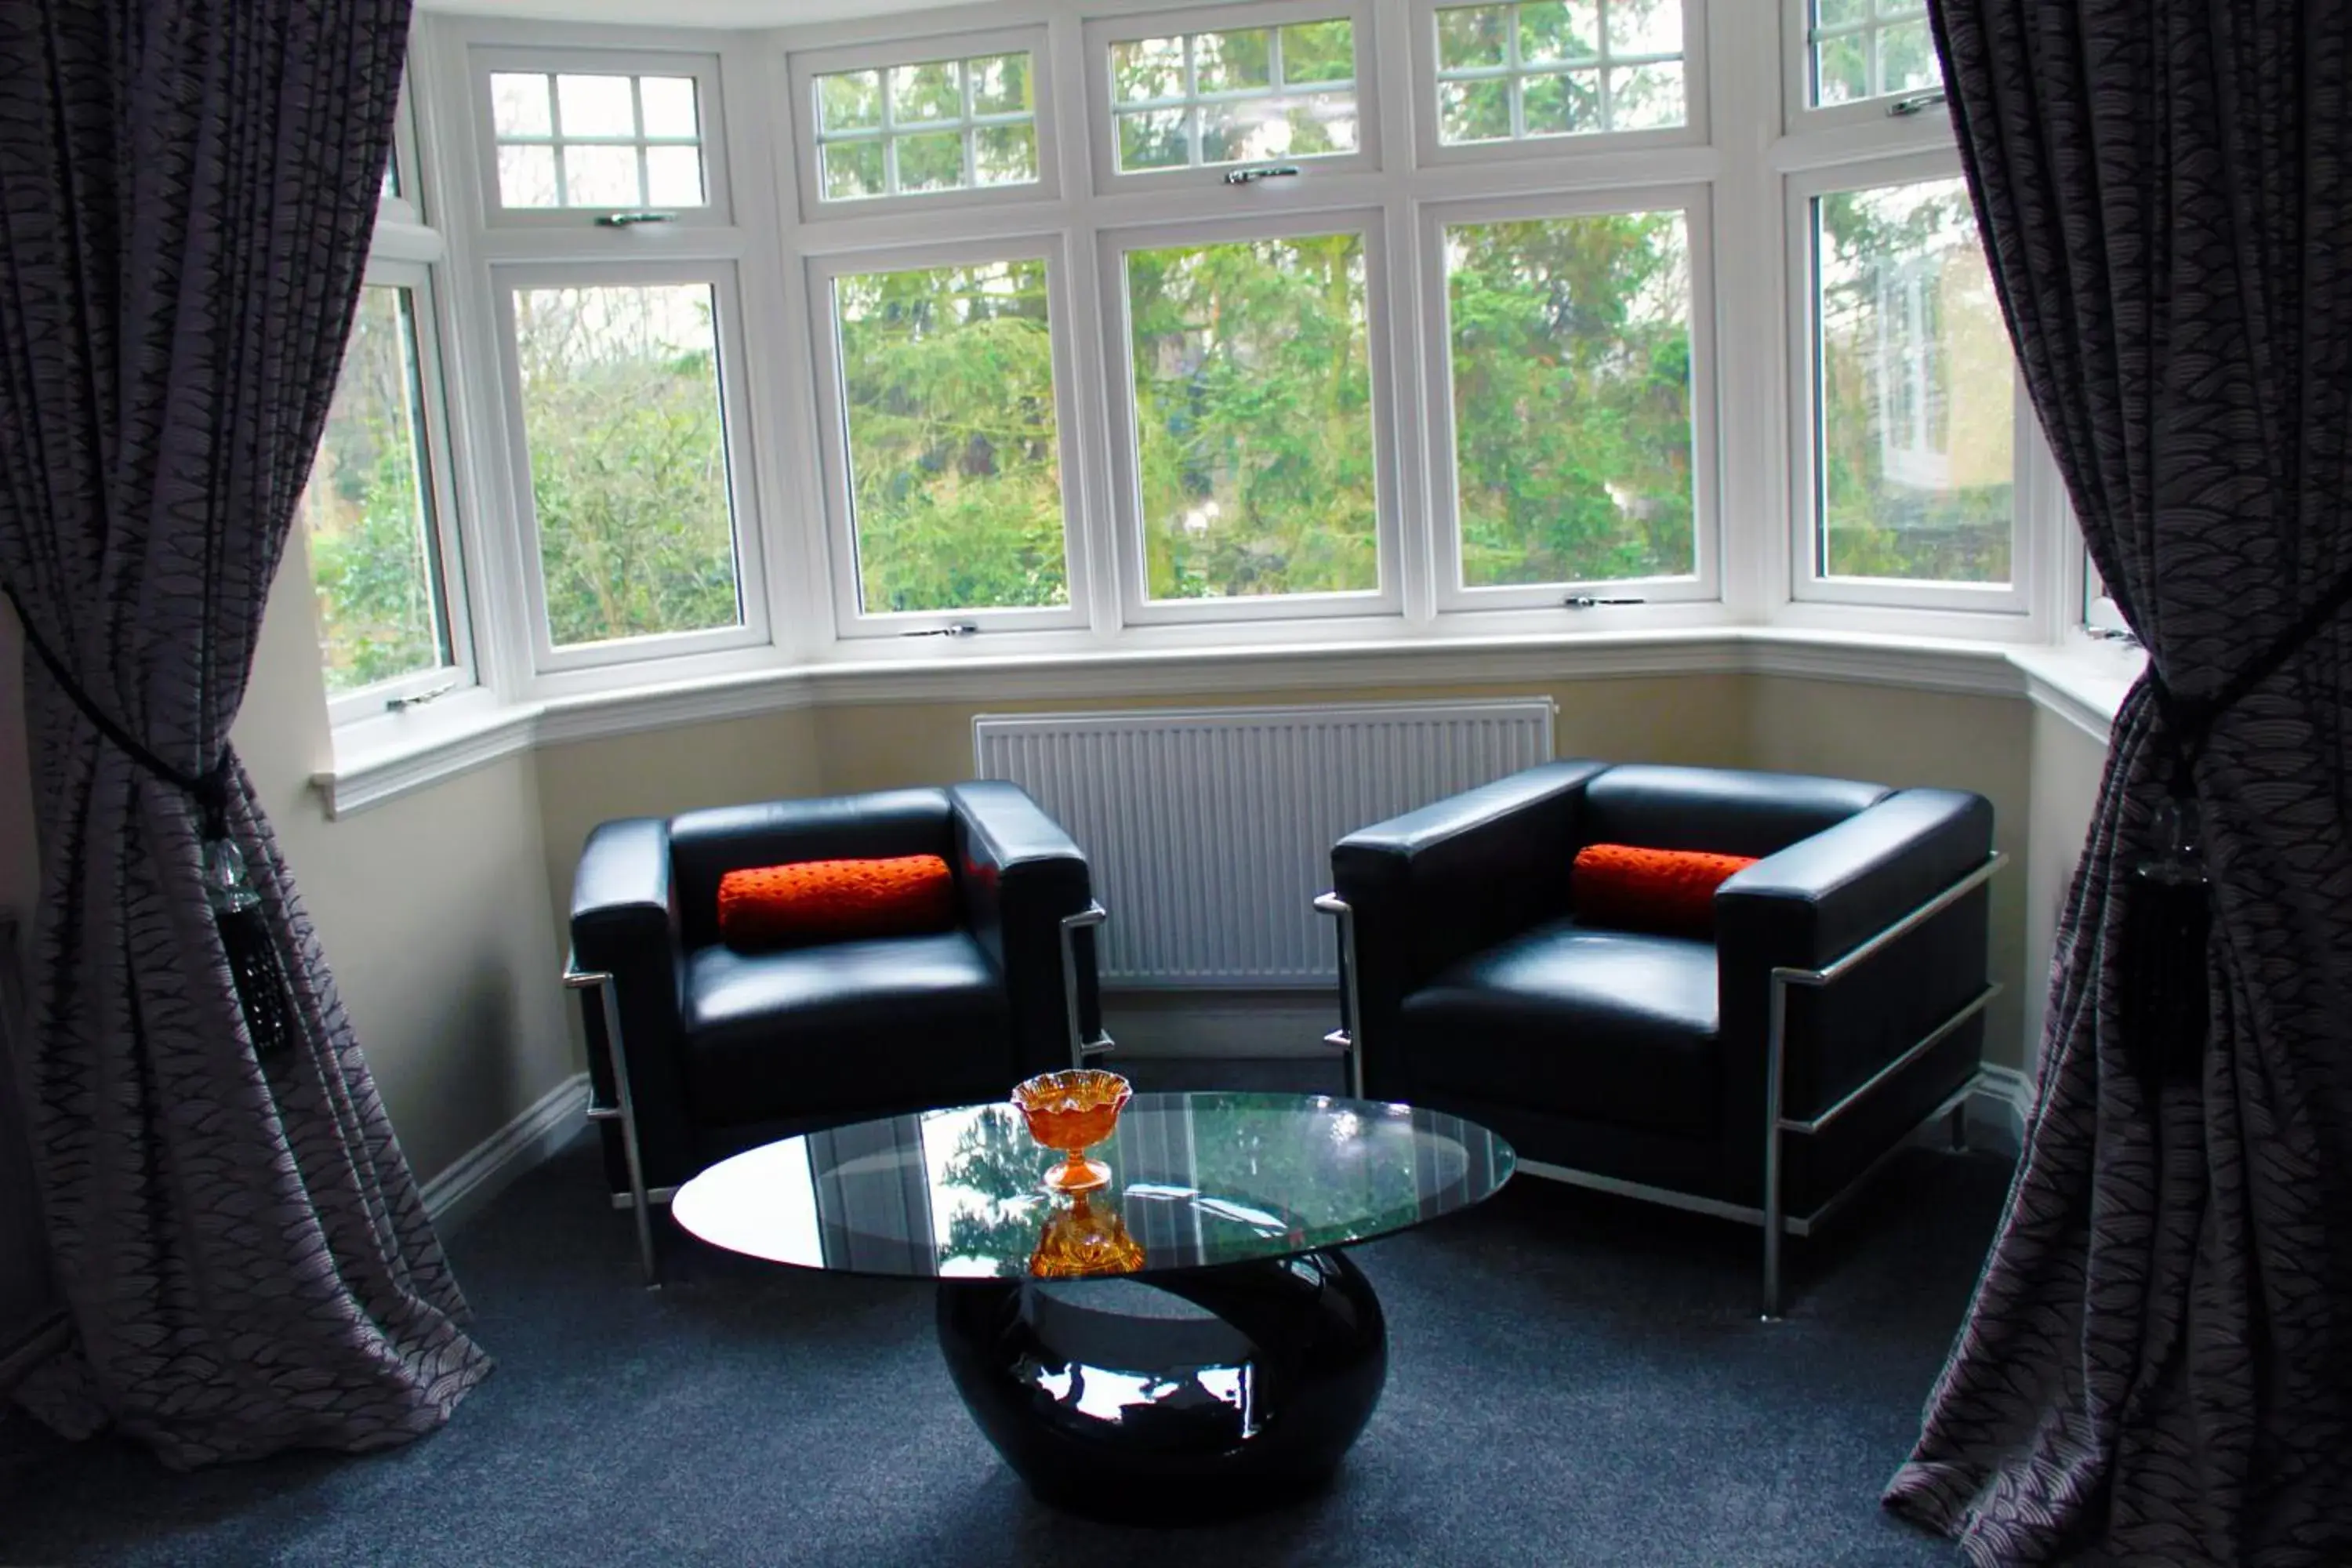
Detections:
[973, 700, 1556, 987]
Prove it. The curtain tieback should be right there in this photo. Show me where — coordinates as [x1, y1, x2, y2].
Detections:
[2, 583, 295, 1059]
[2123, 563, 2352, 1083]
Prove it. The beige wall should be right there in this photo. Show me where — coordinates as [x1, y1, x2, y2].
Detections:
[234, 539, 574, 1188]
[2020, 706, 2111, 1077]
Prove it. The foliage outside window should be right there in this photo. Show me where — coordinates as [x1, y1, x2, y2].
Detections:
[832, 259, 1069, 613]
[1813, 177, 2013, 583]
[1109, 20, 1358, 172]
[299, 285, 453, 695]
[1124, 233, 1378, 601]
[1434, 0, 1683, 145]
[815, 54, 1039, 201]
[1444, 211, 1693, 586]
[1809, 0, 1936, 107]
[512, 283, 745, 645]
[490, 71, 706, 209]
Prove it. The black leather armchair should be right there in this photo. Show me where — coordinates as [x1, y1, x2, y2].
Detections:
[1322, 760, 1999, 1316]
[565, 782, 1109, 1280]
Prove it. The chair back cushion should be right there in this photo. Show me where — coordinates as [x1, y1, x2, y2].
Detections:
[1582, 765, 1889, 859]
[717, 855, 956, 950]
[1572, 844, 1755, 936]
[672, 789, 955, 950]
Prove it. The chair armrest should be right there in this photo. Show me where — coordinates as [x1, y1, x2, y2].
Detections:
[1715, 789, 1996, 1136]
[1715, 789, 1994, 972]
[569, 817, 694, 1192]
[950, 782, 1098, 1076]
[1328, 760, 1610, 1094]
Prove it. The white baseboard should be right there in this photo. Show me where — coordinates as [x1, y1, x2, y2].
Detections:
[420, 1072, 590, 1235]
[1965, 1063, 2034, 1157]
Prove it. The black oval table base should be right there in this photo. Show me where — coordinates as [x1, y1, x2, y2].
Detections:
[935, 1248, 1388, 1523]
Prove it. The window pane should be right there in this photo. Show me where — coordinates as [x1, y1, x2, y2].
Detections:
[1109, 20, 1358, 172]
[833, 260, 1069, 614]
[1815, 178, 2013, 583]
[814, 53, 1040, 201]
[646, 144, 705, 205]
[1446, 212, 1694, 587]
[497, 144, 561, 208]
[1809, 0, 1933, 107]
[513, 284, 744, 644]
[563, 143, 640, 207]
[557, 74, 637, 137]
[1125, 234, 1377, 601]
[492, 72, 553, 137]
[1436, 0, 1686, 143]
[639, 76, 699, 139]
[300, 286, 451, 693]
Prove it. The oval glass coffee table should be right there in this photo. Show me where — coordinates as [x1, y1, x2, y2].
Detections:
[671, 1091, 1513, 1521]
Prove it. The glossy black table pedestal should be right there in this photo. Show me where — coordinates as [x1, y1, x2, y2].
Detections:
[935, 1249, 1388, 1523]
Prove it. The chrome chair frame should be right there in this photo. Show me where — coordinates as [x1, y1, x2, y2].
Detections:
[564, 900, 1116, 1287]
[1316, 851, 2005, 1319]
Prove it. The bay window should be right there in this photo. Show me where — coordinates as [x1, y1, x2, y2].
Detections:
[364, 0, 2080, 736]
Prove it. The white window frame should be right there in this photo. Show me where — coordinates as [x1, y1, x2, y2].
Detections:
[1412, 0, 1711, 169]
[382, 76, 429, 230]
[1418, 184, 1719, 614]
[1098, 206, 1403, 627]
[1780, 0, 1946, 135]
[318, 260, 479, 726]
[805, 234, 1094, 639]
[488, 258, 773, 673]
[1083, 0, 1385, 195]
[1783, 150, 2041, 620]
[786, 27, 1061, 226]
[468, 45, 733, 230]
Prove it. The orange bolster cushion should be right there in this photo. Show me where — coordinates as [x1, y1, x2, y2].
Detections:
[716, 855, 956, 950]
[1571, 843, 1758, 937]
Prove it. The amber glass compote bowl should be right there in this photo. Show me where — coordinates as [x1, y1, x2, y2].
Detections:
[1011, 1069, 1132, 1194]
[1027, 1190, 1147, 1279]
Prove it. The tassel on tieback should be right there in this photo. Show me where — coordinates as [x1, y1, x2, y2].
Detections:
[2122, 788, 2209, 1087]
[197, 771, 296, 1062]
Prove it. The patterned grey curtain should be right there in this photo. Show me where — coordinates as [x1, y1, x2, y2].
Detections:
[1889, 2, 2351, 1563]
[0, 4, 491, 1465]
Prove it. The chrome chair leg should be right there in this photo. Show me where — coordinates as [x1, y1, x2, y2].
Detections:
[1313, 893, 1366, 1098]
[1059, 902, 1116, 1067]
[565, 956, 658, 1287]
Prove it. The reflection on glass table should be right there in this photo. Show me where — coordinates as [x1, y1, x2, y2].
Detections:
[670, 1091, 1512, 1281]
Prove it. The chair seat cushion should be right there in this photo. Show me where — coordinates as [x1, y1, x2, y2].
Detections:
[683, 931, 1010, 1126]
[1397, 917, 1721, 1138]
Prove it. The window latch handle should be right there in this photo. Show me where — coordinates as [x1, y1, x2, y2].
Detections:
[1222, 165, 1301, 186]
[595, 211, 677, 227]
[384, 681, 459, 713]
[1886, 89, 1948, 118]
[1563, 595, 1646, 609]
[901, 622, 980, 639]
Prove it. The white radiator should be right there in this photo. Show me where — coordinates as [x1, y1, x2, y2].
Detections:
[973, 699, 1556, 988]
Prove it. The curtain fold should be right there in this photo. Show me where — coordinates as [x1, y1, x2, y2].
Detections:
[1889, 2, 2352, 1563]
[0, 2, 491, 1466]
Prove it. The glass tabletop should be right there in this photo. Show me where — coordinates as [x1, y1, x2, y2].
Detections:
[670, 1091, 1515, 1281]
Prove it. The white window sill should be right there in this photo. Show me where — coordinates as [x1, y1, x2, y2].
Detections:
[2009, 638, 2144, 743]
[314, 625, 2142, 818]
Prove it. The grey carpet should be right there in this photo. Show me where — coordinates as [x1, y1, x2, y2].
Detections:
[0, 1057, 1998, 1566]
